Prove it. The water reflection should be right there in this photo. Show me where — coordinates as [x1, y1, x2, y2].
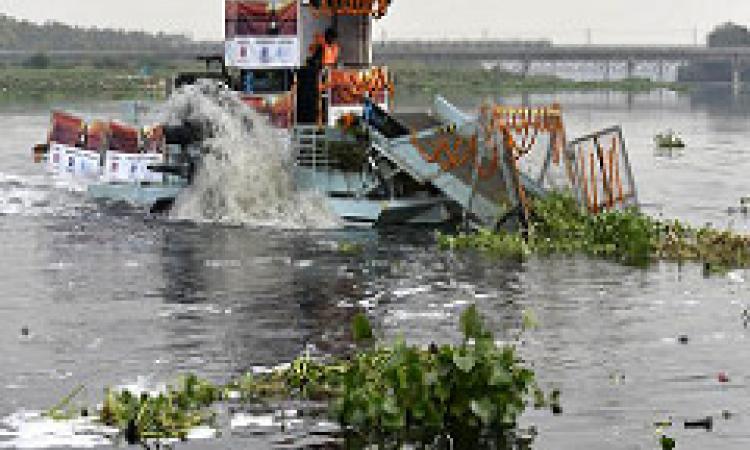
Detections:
[4, 88, 750, 448]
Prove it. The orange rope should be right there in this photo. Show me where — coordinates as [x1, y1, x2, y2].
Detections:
[607, 145, 615, 209]
[477, 142, 498, 180]
[613, 136, 624, 206]
[506, 144, 530, 226]
[579, 145, 590, 212]
[590, 150, 598, 214]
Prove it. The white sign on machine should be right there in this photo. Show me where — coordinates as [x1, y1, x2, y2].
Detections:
[48, 143, 102, 179]
[47, 143, 67, 172]
[55, 145, 78, 174]
[225, 37, 300, 68]
[104, 152, 165, 184]
[73, 150, 102, 179]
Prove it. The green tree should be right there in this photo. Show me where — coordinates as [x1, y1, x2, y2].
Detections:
[22, 52, 50, 69]
[708, 22, 750, 48]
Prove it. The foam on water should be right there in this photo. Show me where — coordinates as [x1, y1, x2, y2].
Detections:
[0, 172, 89, 217]
[0, 412, 115, 449]
[160, 82, 339, 229]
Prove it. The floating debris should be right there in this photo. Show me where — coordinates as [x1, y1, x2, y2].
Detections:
[655, 130, 685, 148]
[684, 416, 713, 431]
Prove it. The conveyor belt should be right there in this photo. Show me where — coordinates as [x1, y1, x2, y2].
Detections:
[364, 97, 547, 227]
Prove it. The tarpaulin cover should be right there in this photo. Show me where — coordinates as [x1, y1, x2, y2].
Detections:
[50, 111, 84, 146]
[85, 120, 109, 151]
[108, 121, 139, 153]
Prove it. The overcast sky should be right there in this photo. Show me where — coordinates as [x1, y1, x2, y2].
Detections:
[1, 0, 749, 44]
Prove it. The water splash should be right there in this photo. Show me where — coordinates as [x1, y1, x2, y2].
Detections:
[160, 82, 339, 229]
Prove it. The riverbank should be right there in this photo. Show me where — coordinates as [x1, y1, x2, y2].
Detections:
[391, 62, 685, 94]
[0, 65, 201, 100]
[0, 62, 684, 102]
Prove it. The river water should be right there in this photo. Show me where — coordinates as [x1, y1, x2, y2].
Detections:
[1, 87, 750, 449]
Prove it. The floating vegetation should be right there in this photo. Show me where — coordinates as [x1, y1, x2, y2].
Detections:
[99, 375, 219, 444]
[44, 307, 550, 448]
[654, 130, 686, 148]
[337, 240, 365, 255]
[660, 434, 676, 450]
[439, 192, 750, 270]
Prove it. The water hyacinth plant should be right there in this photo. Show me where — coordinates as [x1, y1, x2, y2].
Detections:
[48, 307, 549, 448]
[440, 192, 750, 270]
[333, 305, 538, 447]
[99, 374, 219, 444]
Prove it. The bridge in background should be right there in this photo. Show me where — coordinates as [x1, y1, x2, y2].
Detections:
[5, 41, 750, 86]
[373, 41, 750, 86]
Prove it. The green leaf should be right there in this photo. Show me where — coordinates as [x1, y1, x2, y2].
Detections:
[351, 313, 373, 343]
[470, 398, 496, 426]
[453, 352, 476, 373]
[490, 363, 512, 386]
[460, 304, 489, 340]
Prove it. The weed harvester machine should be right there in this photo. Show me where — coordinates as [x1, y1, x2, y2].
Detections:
[32, 0, 638, 227]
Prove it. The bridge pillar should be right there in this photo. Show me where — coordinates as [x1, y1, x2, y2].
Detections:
[604, 61, 611, 82]
[732, 57, 742, 94]
[658, 61, 665, 82]
[521, 58, 531, 78]
[627, 59, 636, 80]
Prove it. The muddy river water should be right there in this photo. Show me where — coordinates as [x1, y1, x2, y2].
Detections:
[2, 87, 750, 449]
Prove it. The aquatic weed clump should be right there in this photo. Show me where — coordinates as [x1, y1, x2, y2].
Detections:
[333, 306, 539, 447]
[50, 308, 549, 448]
[653, 219, 750, 270]
[99, 374, 219, 443]
[233, 307, 545, 447]
[440, 192, 750, 270]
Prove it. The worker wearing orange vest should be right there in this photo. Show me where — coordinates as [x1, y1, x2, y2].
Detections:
[322, 27, 340, 67]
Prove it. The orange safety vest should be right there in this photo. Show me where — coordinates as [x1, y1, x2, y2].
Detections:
[323, 43, 340, 66]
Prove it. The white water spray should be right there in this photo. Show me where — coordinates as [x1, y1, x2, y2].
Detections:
[160, 82, 339, 229]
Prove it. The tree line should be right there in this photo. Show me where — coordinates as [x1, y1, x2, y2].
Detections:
[0, 14, 212, 51]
